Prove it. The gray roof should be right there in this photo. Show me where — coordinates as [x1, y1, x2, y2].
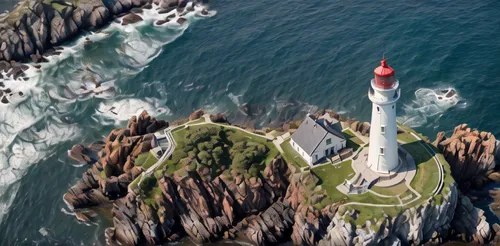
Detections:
[291, 115, 346, 155]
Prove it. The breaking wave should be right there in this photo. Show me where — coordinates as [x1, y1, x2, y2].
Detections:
[0, 2, 215, 223]
[398, 87, 461, 128]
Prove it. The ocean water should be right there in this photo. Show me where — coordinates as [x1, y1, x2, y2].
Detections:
[0, 0, 500, 244]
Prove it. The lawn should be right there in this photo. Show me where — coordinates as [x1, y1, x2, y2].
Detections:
[397, 132, 418, 143]
[311, 160, 354, 202]
[344, 204, 404, 225]
[268, 130, 283, 138]
[186, 118, 205, 125]
[405, 141, 440, 198]
[342, 129, 364, 151]
[280, 140, 309, 168]
[134, 151, 158, 169]
[371, 182, 408, 196]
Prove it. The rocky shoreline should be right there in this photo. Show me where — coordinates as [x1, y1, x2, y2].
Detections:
[62, 109, 500, 245]
[0, 0, 208, 67]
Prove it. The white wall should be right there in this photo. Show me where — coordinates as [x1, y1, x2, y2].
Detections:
[291, 134, 346, 167]
[290, 138, 312, 165]
[311, 133, 345, 164]
[367, 79, 400, 173]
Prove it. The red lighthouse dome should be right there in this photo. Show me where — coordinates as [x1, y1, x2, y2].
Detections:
[373, 59, 396, 89]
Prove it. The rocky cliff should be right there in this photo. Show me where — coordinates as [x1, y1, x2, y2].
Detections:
[64, 111, 167, 209]
[0, 0, 203, 64]
[64, 111, 500, 245]
[434, 123, 500, 190]
[319, 183, 493, 245]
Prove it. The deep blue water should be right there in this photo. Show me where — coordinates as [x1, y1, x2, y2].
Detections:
[0, 0, 500, 244]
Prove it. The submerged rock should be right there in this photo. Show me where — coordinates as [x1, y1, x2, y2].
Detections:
[121, 13, 143, 25]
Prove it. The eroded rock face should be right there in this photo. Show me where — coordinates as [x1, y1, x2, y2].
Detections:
[319, 183, 493, 245]
[67, 110, 498, 245]
[106, 156, 292, 245]
[64, 111, 167, 209]
[0, 0, 200, 62]
[434, 123, 498, 190]
[189, 109, 205, 120]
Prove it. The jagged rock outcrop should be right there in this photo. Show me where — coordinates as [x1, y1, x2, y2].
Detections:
[189, 109, 205, 120]
[106, 156, 291, 245]
[0, 0, 205, 63]
[238, 199, 295, 246]
[67, 110, 499, 246]
[210, 113, 228, 123]
[64, 111, 167, 209]
[318, 183, 494, 246]
[450, 193, 491, 244]
[68, 142, 104, 164]
[434, 123, 498, 190]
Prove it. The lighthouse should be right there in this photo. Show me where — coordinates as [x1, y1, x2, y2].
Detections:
[367, 59, 401, 173]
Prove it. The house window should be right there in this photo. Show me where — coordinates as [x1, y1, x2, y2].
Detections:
[325, 149, 329, 156]
[315, 154, 318, 161]
[381, 126, 385, 133]
[380, 147, 384, 155]
[292, 142, 295, 146]
[326, 138, 332, 145]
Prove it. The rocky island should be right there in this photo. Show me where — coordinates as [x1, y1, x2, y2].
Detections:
[62, 109, 500, 245]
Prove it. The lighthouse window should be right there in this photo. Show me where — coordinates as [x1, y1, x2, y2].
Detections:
[377, 106, 380, 113]
[381, 126, 385, 133]
[392, 105, 395, 109]
[380, 147, 385, 155]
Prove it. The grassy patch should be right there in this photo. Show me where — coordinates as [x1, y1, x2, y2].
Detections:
[186, 118, 205, 125]
[268, 130, 283, 138]
[405, 141, 440, 198]
[281, 140, 309, 168]
[437, 153, 455, 185]
[135, 151, 158, 169]
[371, 182, 408, 196]
[160, 124, 279, 177]
[345, 204, 404, 224]
[397, 133, 418, 143]
[312, 160, 400, 205]
[342, 129, 364, 151]
[311, 160, 354, 202]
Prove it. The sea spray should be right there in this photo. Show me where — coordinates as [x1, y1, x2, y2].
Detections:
[398, 87, 460, 128]
[0, 2, 215, 224]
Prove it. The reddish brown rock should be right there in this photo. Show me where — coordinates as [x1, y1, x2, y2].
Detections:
[434, 124, 497, 190]
[189, 109, 205, 120]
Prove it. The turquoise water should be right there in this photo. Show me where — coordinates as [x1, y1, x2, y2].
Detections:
[1, 0, 500, 244]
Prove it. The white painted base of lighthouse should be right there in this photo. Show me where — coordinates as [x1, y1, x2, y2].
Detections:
[367, 79, 401, 173]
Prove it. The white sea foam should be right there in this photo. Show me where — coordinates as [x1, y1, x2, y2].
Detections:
[398, 87, 460, 128]
[0, 1, 215, 224]
[94, 98, 169, 124]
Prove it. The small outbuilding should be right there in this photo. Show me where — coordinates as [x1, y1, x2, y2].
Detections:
[290, 114, 346, 166]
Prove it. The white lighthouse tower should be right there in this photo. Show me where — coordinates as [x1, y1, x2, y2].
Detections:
[367, 59, 401, 173]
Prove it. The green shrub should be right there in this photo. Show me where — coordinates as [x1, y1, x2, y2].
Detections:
[171, 150, 188, 164]
[198, 151, 211, 164]
[249, 165, 259, 177]
[140, 176, 158, 195]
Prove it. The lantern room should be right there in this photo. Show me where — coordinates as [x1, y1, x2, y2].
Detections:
[373, 59, 396, 89]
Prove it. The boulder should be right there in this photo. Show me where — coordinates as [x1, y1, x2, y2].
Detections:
[189, 109, 205, 120]
[121, 13, 143, 25]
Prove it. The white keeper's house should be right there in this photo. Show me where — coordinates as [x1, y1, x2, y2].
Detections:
[290, 114, 346, 166]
